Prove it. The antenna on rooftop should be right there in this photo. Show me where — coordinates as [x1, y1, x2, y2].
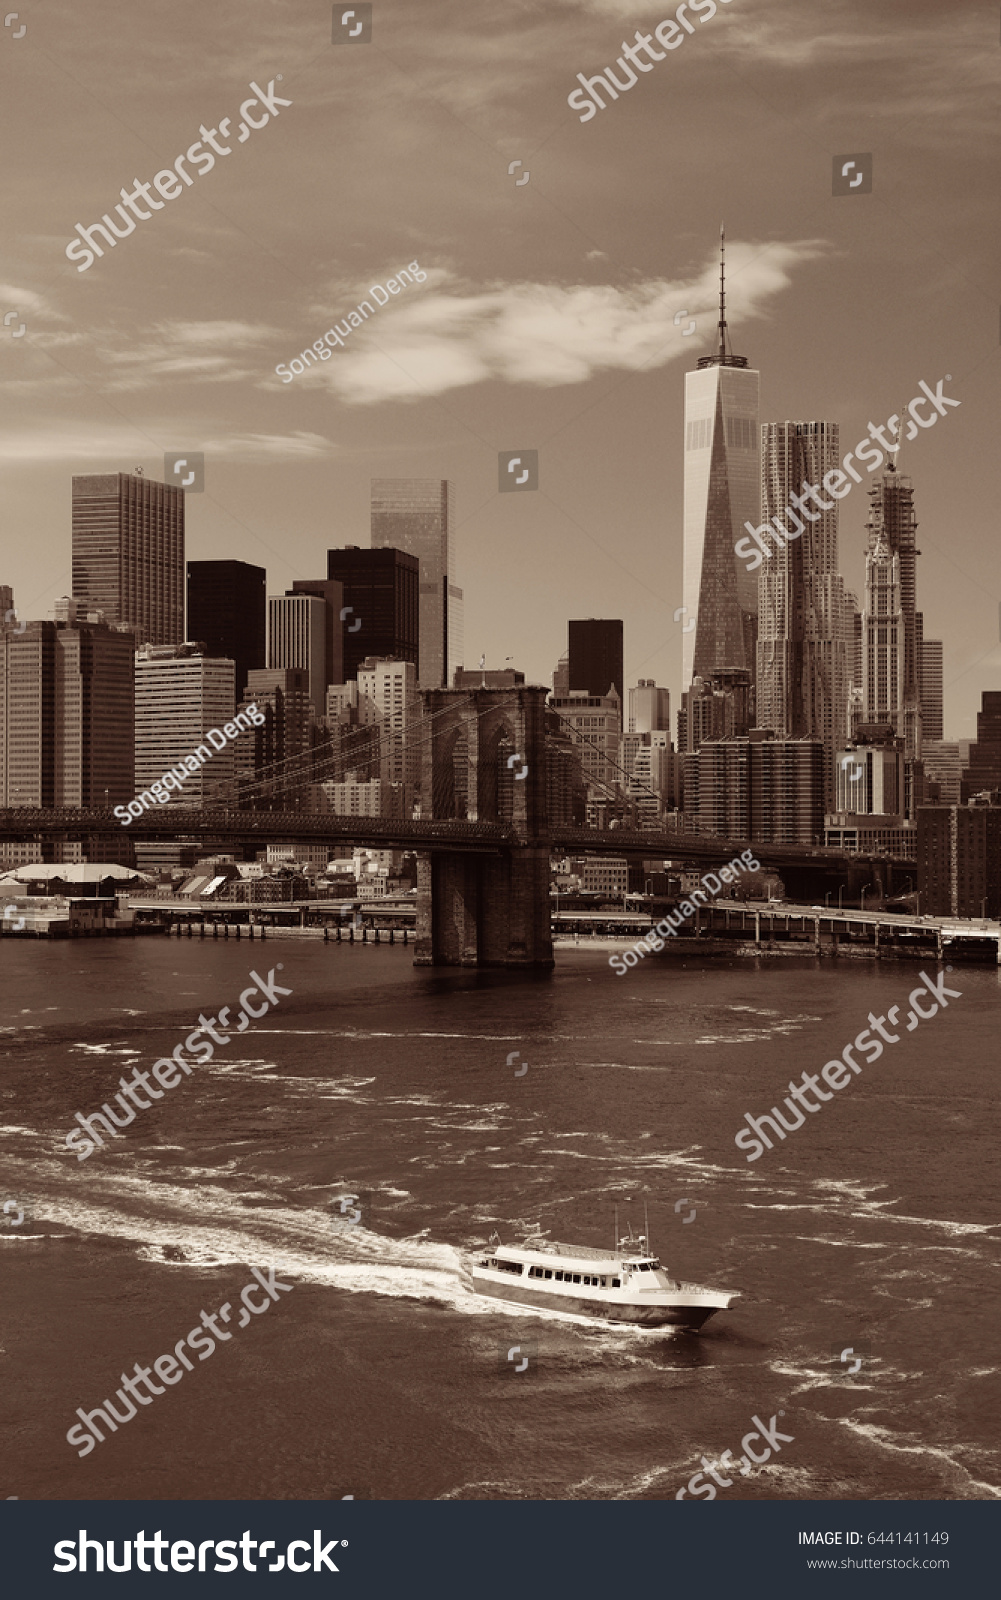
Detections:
[717, 222, 728, 362]
[644, 1199, 651, 1254]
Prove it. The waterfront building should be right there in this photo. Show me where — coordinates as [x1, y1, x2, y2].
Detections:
[72, 470, 184, 645]
[824, 814, 916, 860]
[917, 798, 1001, 917]
[582, 857, 629, 896]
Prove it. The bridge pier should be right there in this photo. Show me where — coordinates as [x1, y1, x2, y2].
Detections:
[414, 846, 553, 969]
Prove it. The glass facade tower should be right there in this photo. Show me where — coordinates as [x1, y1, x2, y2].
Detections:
[370, 479, 462, 689]
[72, 471, 184, 646]
[682, 232, 760, 691]
[756, 420, 846, 807]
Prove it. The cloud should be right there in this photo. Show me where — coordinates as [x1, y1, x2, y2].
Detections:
[198, 431, 334, 461]
[0, 425, 333, 465]
[311, 240, 826, 404]
[97, 319, 281, 387]
[0, 283, 70, 323]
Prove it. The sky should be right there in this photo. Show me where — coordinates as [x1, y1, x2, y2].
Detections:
[1, 0, 999, 738]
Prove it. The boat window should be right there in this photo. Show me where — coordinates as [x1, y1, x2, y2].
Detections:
[543, 1270, 552, 1279]
[479, 1259, 489, 1267]
[600, 1278, 606, 1287]
[612, 1278, 621, 1287]
[494, 1258, 523, 1275]
[555, 1270, 564, 1281]
[572, 1274, 581, 1284]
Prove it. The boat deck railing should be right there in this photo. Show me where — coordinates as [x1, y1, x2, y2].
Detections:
[510, 1240, 643, 1264]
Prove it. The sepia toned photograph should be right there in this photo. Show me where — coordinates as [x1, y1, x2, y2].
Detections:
[1, 0, 996, 1589]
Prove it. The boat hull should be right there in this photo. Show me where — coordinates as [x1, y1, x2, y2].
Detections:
[472, 1273, 725, 1330]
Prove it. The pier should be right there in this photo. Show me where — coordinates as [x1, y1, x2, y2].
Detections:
[553, 901, 1001, 964]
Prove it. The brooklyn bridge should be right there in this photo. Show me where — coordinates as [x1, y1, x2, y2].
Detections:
[0, 687, 913, 968]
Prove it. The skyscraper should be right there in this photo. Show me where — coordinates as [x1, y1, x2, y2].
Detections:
[289, 578, 344, 697]
[568, 619, 623, 707]
[268, 593, 326, 720]
[370, 480, 461, 688]
[548, 689, 622, 794]
[864, 462, 921, 757]
[696, 732, 825, 844]
[325, 546, 419, 682]
[0, 607, 134, 807]
[357, 656, 419, 791]
[960, 692, 1001, 800]
[918, 633, 943, 742]
[235, 667, 312, 809]
[186, 560, 266, 701]
[862, 517, 904, 727]
[628, 679, 670, 734]
[680, 669, 752, 752]
[682, 230, 760, 690]
[756, 420, 847, 805]
[135, 644, 235, 807]
[72, 471, 184, 646]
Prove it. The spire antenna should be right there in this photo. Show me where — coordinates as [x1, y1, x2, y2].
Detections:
[718, 222, 727, 360]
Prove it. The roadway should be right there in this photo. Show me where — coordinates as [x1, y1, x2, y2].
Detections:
[0, 808, 911, 878]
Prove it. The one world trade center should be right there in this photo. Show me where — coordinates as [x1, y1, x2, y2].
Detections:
[681, 231, 760, 693]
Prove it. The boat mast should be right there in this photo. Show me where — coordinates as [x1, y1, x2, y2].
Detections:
[644, 1200, 651, 1253]
[614, 1204, 618, 1253]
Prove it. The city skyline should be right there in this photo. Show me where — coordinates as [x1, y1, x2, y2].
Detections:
[1, 0, 997, 743]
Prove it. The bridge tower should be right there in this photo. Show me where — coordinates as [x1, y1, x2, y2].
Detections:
[415, 686, 553, 968]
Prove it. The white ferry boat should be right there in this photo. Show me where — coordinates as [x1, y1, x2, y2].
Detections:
[472, 1226, 736, 1332]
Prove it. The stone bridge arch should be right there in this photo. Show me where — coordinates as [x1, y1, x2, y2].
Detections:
[416, 687, 552, 967]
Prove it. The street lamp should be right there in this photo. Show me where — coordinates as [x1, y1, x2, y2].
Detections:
[825, 890, 832, 908]
[861, 883, 873, 912]
[838, 885, 844, 911]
